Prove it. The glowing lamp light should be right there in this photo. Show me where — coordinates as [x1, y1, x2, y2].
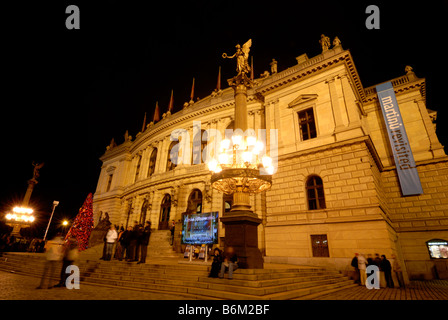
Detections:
[231, 134, 243, 147]
[265, 166, 275, 175]
[242, 151, 253, 164]
[246, 135, 257, 147]
[207, 159, 219, 172]
[220, 139, 231, 150]
[218, 153, 229, 165]
[262, 155, 272, 168]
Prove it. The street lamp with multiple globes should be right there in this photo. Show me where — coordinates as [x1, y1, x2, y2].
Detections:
[207, 39, 273, 269]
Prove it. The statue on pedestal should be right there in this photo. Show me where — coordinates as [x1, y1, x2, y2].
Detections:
[222, 39, 252, 76]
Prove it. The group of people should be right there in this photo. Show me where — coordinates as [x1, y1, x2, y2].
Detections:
[208, 247, 239, 280]
[351, 253, 405, 288]
[102, 220, 151, 264]
[0, 234, 46, 255]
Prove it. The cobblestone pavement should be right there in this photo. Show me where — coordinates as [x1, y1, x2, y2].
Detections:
[313, 280, 448, 300]
[0, 270, 196, 300]
[1, 269, 448, 300]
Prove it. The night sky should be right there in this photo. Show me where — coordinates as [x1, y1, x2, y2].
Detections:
[1, 1, 446, 237]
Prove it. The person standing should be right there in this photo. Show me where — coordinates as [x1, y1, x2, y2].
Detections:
[105, 225, 118, 261]
[127, 221, 139, 262]
[357, 253, 367, 287]
[119, 226, 132, 261]
[36, 234, 64, 289]
[54, 237, 78, 287]
[380, 254, 394, 288]
[351, 253, 360, 284]
[138, 221, 151, 264]
[391, 254, 405, 288]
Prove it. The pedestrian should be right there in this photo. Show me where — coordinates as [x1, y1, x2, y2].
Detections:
[357, 253, 367, 287]
[380, 254, 394, 288]
[351, 253, 360, 284]
[54, 237, 79, 287]
[219, 247, 238, 280]
[391, 254, 405, 288]
[367, 254, 374, 267]
[209, 248, 222, 278]
[104, 225, 118, 261]
[170, 220, 175, 245]
[138, 221, 151, 264]
[120, 226, 132, 261]
[36, 234, 64, 289]
[114, 227, 125, 260]
[127, 221, 139, 262]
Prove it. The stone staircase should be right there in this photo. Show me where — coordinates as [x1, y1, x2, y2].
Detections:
[147, 230, 179, 258]
[0, 252, 356, 299]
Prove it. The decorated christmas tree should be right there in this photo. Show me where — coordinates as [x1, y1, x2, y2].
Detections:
[65, 193, 94, 251]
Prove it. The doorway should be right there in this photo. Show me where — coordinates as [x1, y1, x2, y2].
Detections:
[158, 194, 171, 230]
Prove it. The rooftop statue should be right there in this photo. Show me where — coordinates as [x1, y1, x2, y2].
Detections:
[222, 39, 252, 76]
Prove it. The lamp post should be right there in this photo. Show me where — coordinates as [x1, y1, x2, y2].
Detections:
[43, 201, 59, 241]
[208, 40, 273, 269]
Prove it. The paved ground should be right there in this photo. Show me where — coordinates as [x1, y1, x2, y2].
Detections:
[0, 270, 197, 300]
[1, 269, 447, 300]
[312, 280, 448, 300]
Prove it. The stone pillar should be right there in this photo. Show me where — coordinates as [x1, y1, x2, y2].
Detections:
[326, 77, 345, 133]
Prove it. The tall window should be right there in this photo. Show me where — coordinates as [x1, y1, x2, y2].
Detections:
[187, 189, 203, 214]
[166, 141, 178, 171]
[148, 148, 157, 177]
[106, 174, 113, 192]
[159, 194, 171, 230]
[306, 175, 326, 210]
[134, 155, 142, 182]
[311, 234, 329, 257]
[298, 108, 317, 141]
[192, 130, 208, 165]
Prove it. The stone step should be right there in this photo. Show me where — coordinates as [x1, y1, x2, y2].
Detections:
[0, 252, 353, 300]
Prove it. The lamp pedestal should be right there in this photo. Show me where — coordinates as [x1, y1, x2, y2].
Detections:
[220, 210, 264, 269]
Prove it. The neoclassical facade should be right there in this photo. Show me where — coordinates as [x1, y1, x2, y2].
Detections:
[93, 40, 448, 280]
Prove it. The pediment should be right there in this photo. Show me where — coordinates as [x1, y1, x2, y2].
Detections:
[288, 94, 318, 108]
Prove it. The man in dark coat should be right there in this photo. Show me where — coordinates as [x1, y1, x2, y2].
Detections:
[119, 226, 132, 261]
[138, 221, 151, 264]
[126, 221, 139, 262]
[351, 253, 360, 284]
[380, 255, 394, 288]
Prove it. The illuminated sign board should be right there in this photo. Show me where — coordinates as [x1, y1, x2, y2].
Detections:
[181, 211, 219, 245]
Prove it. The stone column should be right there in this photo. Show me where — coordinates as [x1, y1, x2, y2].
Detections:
[326, 77, 345, 133]
[339, 73, 361, 127]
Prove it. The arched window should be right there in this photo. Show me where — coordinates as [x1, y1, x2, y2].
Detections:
[159, 194, 171, 230]
[147, 148, 157, 177]
[166, 141, 178, 171]
[187, 189, 203, 214]
[134, 154, 142, 182]
[223, 194, 233, 213]
[192, 130, 208, 165]
[306, 175, 326, 210]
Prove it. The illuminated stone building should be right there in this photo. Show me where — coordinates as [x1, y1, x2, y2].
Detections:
[93, 39, 448, 280]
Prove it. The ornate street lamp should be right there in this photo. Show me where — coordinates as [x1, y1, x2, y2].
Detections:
[207, 40, 273, 269]
[4, 162, 44, 236]
[5, 207, 36, 236]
